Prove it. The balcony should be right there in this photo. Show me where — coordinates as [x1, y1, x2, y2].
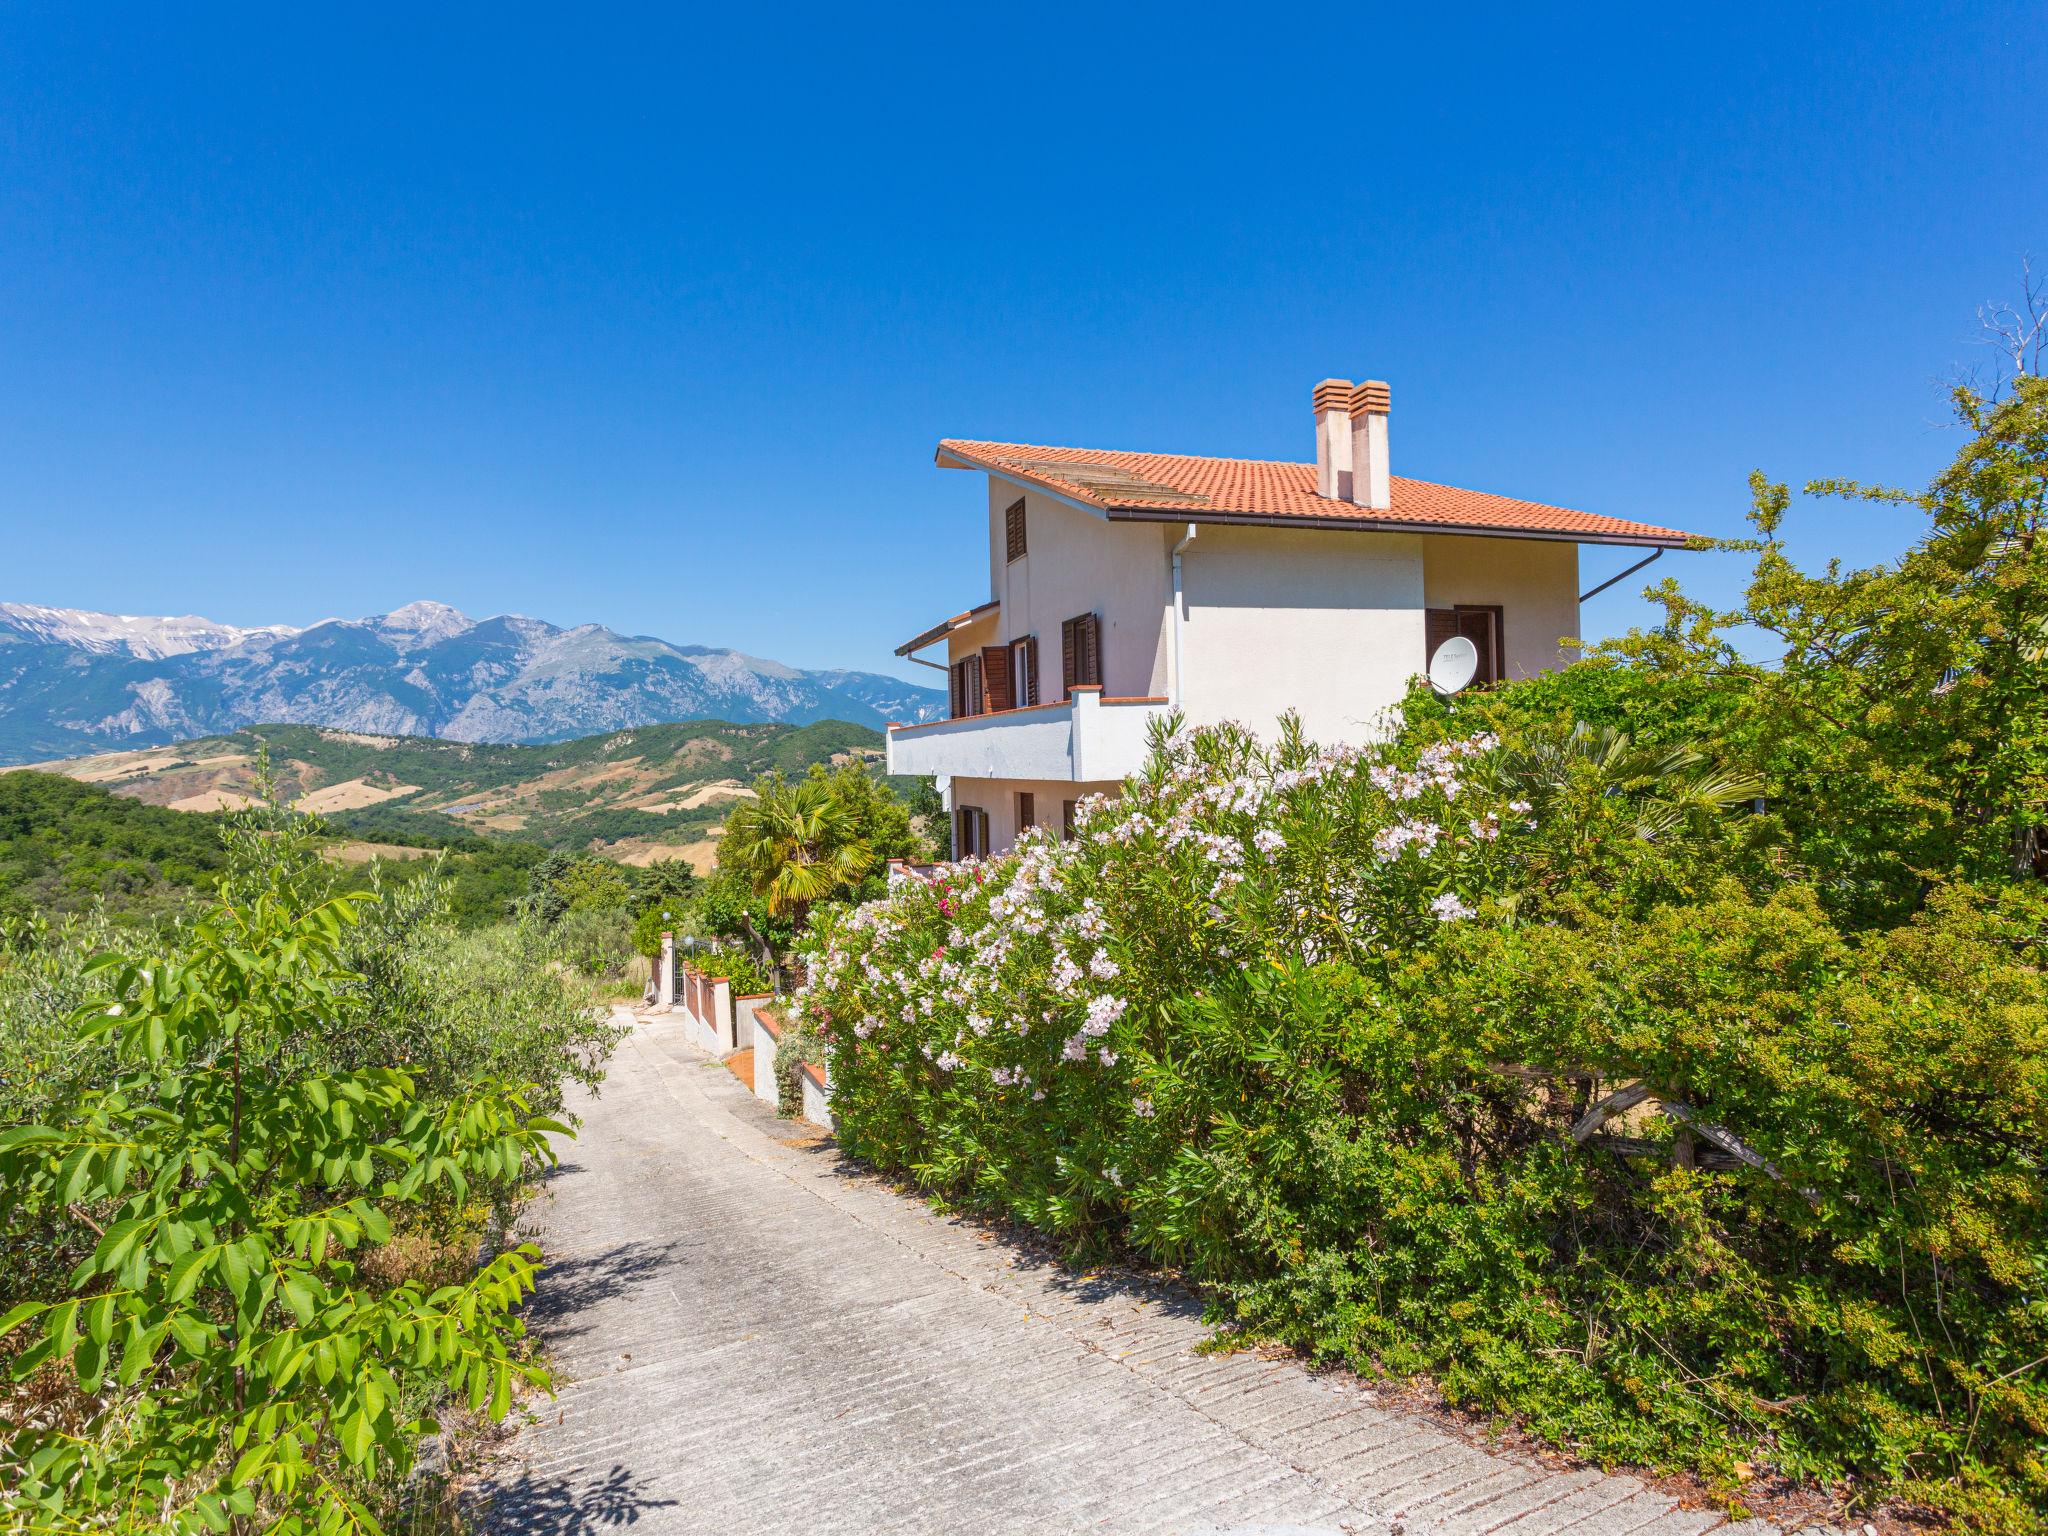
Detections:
[884, 686, 1167, 783]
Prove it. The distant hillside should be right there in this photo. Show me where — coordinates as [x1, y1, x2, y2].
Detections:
[28, 719, 891, 869]
[0, 770, 547, 928]
[0, 599, 945, 762]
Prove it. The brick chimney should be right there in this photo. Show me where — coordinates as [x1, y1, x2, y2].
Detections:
[1312, 378, 1354, 500]
[1348, 380, 1391, 510]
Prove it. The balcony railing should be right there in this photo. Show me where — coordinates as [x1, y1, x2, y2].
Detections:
[884, 686, 1167, 783]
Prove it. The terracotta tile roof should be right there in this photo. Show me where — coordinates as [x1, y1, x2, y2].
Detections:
[936, 439, 1689, 547]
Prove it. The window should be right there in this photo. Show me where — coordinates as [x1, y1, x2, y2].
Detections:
[1062, 799, 1077, 839]
[1060, 612, 1102, 698]
[955, 805, 990, 858]
[1423, 606, 1503, 686]
[1005, 498, 1028, 562]
[1011, 636, 1039, 707]
[949, 652, 985, 718]
[1016, 791, 1035, 831]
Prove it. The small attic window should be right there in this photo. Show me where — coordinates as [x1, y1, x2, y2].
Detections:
[1005, 499, 1027, 562]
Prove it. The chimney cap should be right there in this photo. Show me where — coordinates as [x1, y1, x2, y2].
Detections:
[1312, 378, 1356, 413]
[1349, 380, 1391, 417]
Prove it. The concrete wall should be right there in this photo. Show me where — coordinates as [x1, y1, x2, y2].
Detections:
[753, 1007, 782, 1109]
[800, 1061, 835, 1132]
[733, 993, 773, 1053]
[948, 775, 1126, 850]
[972, 483, 1171, 699]
[888, 698, 1078, 780]
[1421, 535, 1581, 680]
[678, 966, 735, 1056]
[1178, 524, 1424, 748]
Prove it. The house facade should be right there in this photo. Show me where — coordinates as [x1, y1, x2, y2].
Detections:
[885, 378, 1688, 858]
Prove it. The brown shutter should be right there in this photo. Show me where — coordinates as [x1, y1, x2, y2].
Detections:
[1061, 617, 1079, 698]
[1016, 791, 1034, 829]
[1454, 606, 1502, 685]
[1005, 499, 1027, 562]
[1024, 635, 1039, 705]
[981, 645, 1013, 711]
[963, 654, 983, 716]
[948, 660, 964, 719]
[1081, 613, 1102, 688]
[1062, 799, 1076, 838]
[1424, 609, 1459, 670]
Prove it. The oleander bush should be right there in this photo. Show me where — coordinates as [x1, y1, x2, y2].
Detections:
[794, 380, 2048, 1533]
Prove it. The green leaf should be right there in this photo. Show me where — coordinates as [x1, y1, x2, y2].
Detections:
[166, 1246, 213, 1302]
[168, 1311, 213, 1358]
[219, 1240, 253, 1304]
[0, 1301, 47, 1340]
[338, 1409, 374, 1468]
[281, 1275, 317, 1327]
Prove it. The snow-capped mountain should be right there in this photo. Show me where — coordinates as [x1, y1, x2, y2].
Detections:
[0, 602, 303, 660]
[0, 600, 946, 764]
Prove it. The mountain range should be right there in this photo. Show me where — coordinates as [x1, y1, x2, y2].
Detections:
[0, 600, 945, 765]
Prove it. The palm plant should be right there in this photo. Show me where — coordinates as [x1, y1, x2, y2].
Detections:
[1506, 722, 1762, 842]
[718, 775, 875, 975]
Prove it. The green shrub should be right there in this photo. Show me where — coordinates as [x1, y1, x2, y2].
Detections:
[549, 905, 635, 979]
[0, 808, 574, 1534]
[797, 717, 2048, 1532]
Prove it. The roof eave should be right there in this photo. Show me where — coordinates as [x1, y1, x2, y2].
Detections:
[891, 598, 999, 657]
[935, 443, 1113, 520]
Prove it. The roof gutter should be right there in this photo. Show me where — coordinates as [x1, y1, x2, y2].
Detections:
[1106, 505, 1690, 550]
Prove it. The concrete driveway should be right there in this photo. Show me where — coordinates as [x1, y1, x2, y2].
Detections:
[474, 1011, 1788, 1536]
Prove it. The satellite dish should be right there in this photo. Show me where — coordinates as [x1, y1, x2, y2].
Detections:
[1428, 636, 1479, 695]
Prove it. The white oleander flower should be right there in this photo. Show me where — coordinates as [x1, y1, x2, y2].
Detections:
[1430, 892, 1475, 922]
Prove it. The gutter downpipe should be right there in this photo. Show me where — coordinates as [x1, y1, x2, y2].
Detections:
[1170, 523, 1198, 707]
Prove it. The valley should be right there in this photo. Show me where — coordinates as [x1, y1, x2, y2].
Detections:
[26, 718, 889, 870]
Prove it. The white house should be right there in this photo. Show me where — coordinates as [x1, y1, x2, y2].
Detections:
[885, 378, 1688, 858]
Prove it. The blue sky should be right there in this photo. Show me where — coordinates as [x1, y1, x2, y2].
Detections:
[1, 3, 2038, 683]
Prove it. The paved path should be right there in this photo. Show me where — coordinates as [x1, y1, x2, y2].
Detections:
[477, 1012, 1785, 1536]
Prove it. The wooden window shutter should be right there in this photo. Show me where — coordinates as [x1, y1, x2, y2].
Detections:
[1455, 605, 1503, 685]
[963, 653, 983, 716]
[1005, 499, 1027, 562]
[1061, 613, 1103, 694]
[1062, 799, 1076, 838]
[1016, 791, 1034, 830]
[1424, 609, 1459, 669]
[1024, 635, 1040, 705]
[948, 660, 964, 719]
[981, 645, 1013, 712]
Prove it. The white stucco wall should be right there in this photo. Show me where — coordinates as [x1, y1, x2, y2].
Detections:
[983, 483, 1170, 699]
[1177, 524, 1425, 748]
[888, 702, 1076, 779]
[801, 1066, 835, 1132]
[948, 775, 1126, 850]
[753, 1012, 782, 1107]
[1422, 536, 1581, 679]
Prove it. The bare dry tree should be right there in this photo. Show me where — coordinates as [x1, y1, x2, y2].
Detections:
[1972, 256, 2047, 396]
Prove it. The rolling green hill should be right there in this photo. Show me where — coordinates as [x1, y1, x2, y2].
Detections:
[27, 719, 892, 869]
[0, 769, 550, 927]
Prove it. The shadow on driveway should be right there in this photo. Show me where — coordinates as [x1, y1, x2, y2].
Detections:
[472, 1463, 681, 1533]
